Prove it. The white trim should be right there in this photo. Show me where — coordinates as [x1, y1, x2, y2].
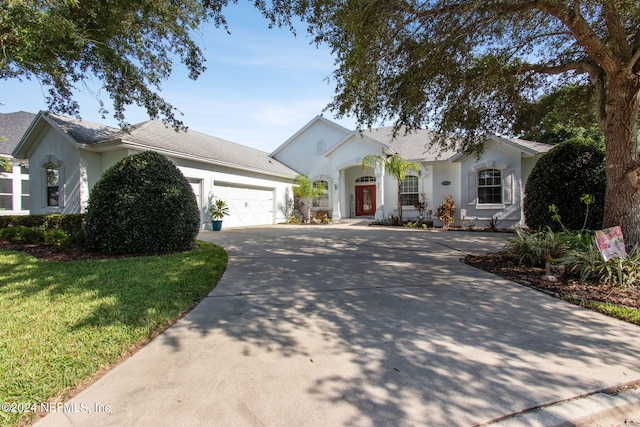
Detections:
[472, 160, 508, 172]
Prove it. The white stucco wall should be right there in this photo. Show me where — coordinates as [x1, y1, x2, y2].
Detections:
[273, 119, 349, 176]
[457, 141, 527, 228]
[28, 127, 86, 214]
[430, 161, 462, 226]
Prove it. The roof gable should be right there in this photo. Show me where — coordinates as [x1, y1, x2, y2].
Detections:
[12, 111, 82, 159]
[270, 115, 351, 157]
[324, 130, 393, 159]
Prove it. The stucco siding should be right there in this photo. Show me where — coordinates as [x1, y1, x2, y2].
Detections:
[458, 141, 525, 227]
[28, 127, 83, 214]
[273, 120, 348, 175]
[431, 162, 462, 226]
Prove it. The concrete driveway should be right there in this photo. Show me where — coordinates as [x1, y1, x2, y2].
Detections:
[35, 224, 640, 426]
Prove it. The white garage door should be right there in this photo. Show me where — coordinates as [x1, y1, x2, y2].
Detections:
[214, 184, 275, 227]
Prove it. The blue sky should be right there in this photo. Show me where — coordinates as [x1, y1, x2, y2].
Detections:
[0, 3, 357, 153]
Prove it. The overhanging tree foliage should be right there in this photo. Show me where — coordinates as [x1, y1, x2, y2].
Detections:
[5, 1, 640, 244]
[513, 84, 603, 145]
[264, 1, 640, 245]
[0, 0, 232, 128]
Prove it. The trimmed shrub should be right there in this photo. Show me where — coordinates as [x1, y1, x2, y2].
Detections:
[0, 214, 84, 233]
[0, 226, 43, 244]
[0, 215, 84, 245]
[524, 140, 606, 231]
[84, 151, 201, 254]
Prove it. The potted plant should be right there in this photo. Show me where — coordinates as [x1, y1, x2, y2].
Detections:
[209, 199, 230, 231]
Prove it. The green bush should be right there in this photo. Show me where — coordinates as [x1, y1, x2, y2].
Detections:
[507, 228, 569, 267]
[84, 151, 201, 254]
[0, 214, 84, 236]
[436, 194, 456, 229]
[0, 225, 73, 247]
[524, 140, 606, 231]
[0, 226, 43, 244]
[43, 229, 71, 247]
[562, 239, 640, 289]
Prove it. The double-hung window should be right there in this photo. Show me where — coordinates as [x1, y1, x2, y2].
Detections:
[478, 169, 502, 204]
[312, 180, 329, 208]
[400, 176, 419, 206]
[46, 167, 60, 207]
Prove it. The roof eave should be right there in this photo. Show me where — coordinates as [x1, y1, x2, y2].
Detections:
[325, 131, 395, 158]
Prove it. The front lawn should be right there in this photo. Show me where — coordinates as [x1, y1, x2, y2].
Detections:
[0, 241, 227, 427]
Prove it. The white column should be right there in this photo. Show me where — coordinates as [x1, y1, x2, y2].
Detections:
[331, 172, 342, 222]
[375, 165, 385, 221]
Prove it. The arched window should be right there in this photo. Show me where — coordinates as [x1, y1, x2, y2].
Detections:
[355, 176, 376, 183]
[312, 180, 329, 208]
[400, 176, 419, 206]
[478, 169, 502, 204]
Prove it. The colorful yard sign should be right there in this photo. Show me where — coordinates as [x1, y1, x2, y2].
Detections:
[595, 226, 627, 261]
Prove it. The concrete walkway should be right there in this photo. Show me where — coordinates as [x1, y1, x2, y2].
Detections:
[35, 224, 640, 426]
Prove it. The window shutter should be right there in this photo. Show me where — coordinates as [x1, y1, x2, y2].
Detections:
[58, 167, 65, 208]
[503, 169, 513, 205]
[40, 169, 47, 208]
[467, 172, 477, 205]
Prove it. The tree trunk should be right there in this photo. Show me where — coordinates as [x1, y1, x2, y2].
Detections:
[602, 74, 640, 246]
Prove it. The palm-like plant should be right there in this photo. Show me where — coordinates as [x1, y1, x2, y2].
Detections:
[362, 154, 421, 221]
[293, 174, 326, 223]
[209, 199, 230, 220]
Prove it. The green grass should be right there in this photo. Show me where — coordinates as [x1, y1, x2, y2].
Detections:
[571, 299, 640, 325]
[0, 241, 227, 427]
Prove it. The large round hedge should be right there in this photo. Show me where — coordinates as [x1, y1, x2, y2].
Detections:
[84, 151, 201, 254]
[523, 140, 606, 231]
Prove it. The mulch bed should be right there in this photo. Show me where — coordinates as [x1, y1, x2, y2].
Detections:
[464, 251, 640, 309]
[0, 243, 153, 262]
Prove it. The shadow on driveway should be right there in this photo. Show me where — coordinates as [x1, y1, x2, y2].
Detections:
[37, 225, 640, 427]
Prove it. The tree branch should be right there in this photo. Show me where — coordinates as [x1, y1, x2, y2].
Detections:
[518, 60, 595, 76]
[626, 48, 640, 76]
[536, 1, 621, 75]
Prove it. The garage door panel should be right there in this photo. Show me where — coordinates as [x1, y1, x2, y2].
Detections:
[214, 185, 274, 227]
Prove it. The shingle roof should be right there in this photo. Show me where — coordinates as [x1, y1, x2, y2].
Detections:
[46, 113, 298, 178]
[0, 111, 36, 155]
[48, 113, 121, 144]
[490, 134, 554, 154]
[362, 126, 553, 161]
[361, 127, 458, 161]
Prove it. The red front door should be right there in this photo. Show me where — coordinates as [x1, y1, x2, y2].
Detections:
[355, 185, 376, 216]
